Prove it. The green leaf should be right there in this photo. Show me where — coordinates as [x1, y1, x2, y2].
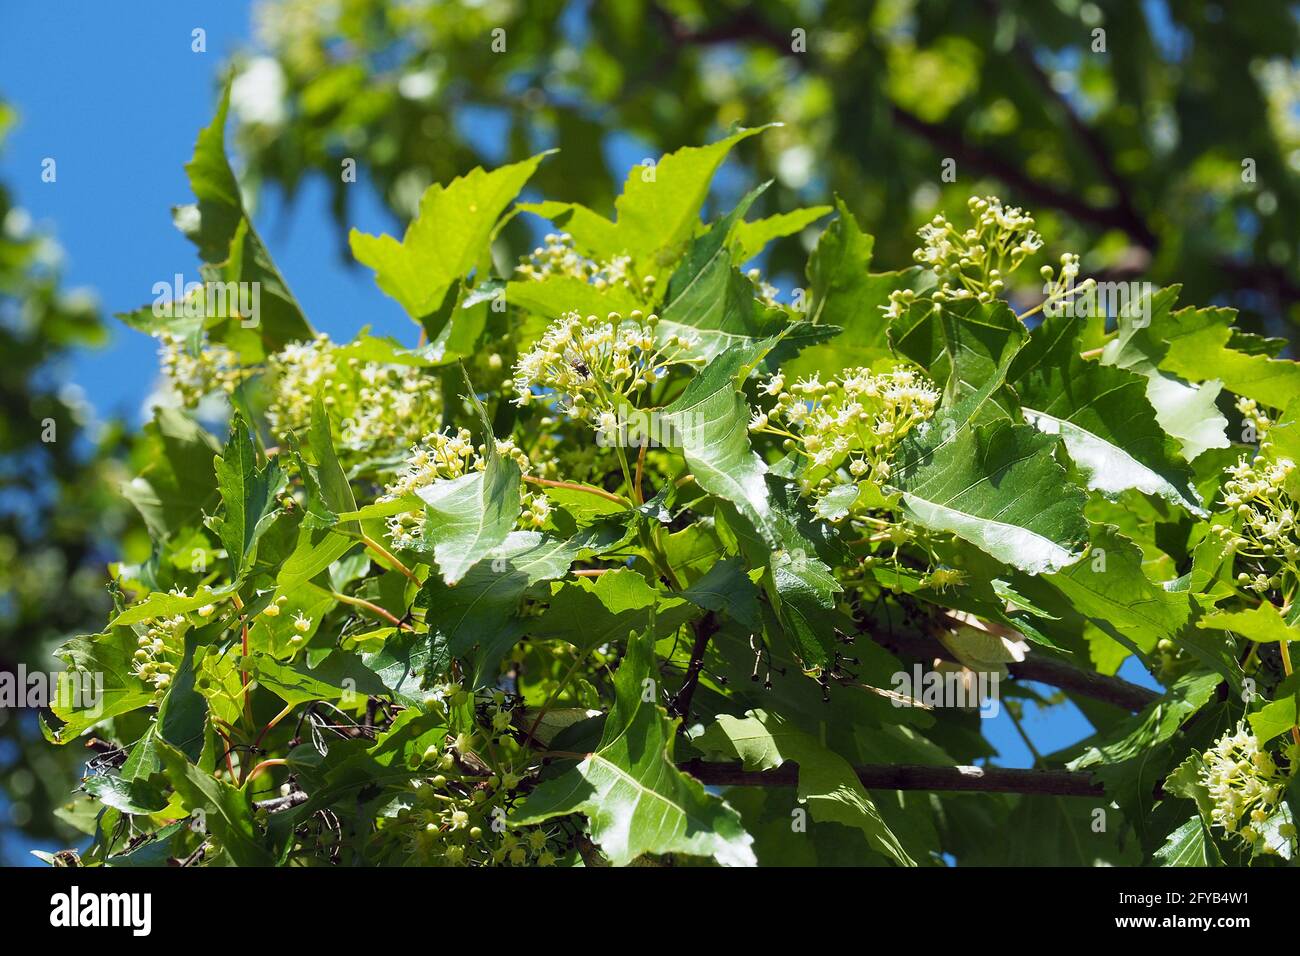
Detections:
[1046, 525, 1192, 655]
[1100, 285, 1229, 460]
[1001, 794, 1140, 866]
[533, 568, 696, 654]
[523, 127, 771, 276]
[110, 584, 233, 627]
[783, 200, 927, 379]
[1200, 601, 1300, 644]
[416, 525, 624, 684]
[663, 336, 788, 545]
[308, 392, 358, 530]
[83, 774, 169, 815]
[350, 152, 550, 321]
[680, 557, 762, 632]
[43, 631, 155, 745]
[1154, 817, 1223, 866]
[121, 728, 163, 783]
[277, 527, 357, 590]
[505, 274, 642, 324]
[417, 460, 521, 586]
[105, 821, 190, 868]
[1248, 673, 1300, 743]
[155, 740, 272, 866]
[416, 375, 522, 584]
[213, 415, 286, 578]
[890, 396, 1089, 575]
[246, 651, 387, 707]
[656, 184, 770, 360]
[694, 709, 913, 866]
[1071, 671, 1219, 770]
[1157, 305, 1300, 410]
[121, 407, 221, 541]
[1011, 311, 1205, 515]
[157, 625, 209, 761]
[731, 205, 832, 263]
[771, 546, 843, 664]
[171, 83, 312, 358]
[360, 631, 433, 706]
[890, 296, 1025, 409]
[514, 629, 756, 866]
[717, 479, 848, 665]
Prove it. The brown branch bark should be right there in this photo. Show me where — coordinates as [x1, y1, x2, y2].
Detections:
[982, 0, 1156, 250]
[681, 759, 1103, 796]
[869, 627, 1159, 713]
[649, 4, 1152, 249]
[668, 611, 718, 720]
[886, 105, 1150, 244]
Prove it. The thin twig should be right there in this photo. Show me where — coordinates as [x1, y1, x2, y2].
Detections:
[361, 533, 419, 584]
[523, 474, 631, 507]
[868, 625, 1159, 713]
[634, 443, 647, 505]
[682, 760, 1105, 796]
[254, 791, 308, 814]
[669, 612, 719, 720]
[331, 590, 414, 631]
[243, 758, 288, 786]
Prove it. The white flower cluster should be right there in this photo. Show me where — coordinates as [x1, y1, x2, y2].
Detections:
[266, 333, 442, 457]
[131, 609, 185, 702]
[521, 492, 552, 529]
[379, 428, 534, 548]
[1238, 396, 1274, 440]
[157, 332, 248, 408]
[1213, 423, 1297, 594]
[516, 232, 655, 297]
[745, 267, 781, 309]
[1200, 722, 1295, 851]
[381, 687, 559, 866]
[751, 366, 939, 497]
[512, 310, 697, 426]
[884, 196, 1092, 320]
[916, 196, 1042, 288]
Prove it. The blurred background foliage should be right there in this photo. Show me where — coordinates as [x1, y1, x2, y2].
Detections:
[235, 0, 1300, 332]
[0, 101, 136, 862]
[4, 0, 1300, 858]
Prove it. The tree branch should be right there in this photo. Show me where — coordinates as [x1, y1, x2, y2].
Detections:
[682, 759, 1103, 796]
[668, 611, 718, 720]
[984, 0, 1156, 250]
[254, 791, 308, 814]
[650, 4, 1151, 247]
[869, 626, 1159, 713]
[887, 105, 1149, 244]
[649, 3, 1299, 313]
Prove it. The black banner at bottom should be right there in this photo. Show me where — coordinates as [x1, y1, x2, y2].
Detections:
[0, 864, 1285, 942]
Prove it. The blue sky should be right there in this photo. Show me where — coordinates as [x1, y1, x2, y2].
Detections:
[0, 0, 410, 423]
[0, 0, 1162, 863]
